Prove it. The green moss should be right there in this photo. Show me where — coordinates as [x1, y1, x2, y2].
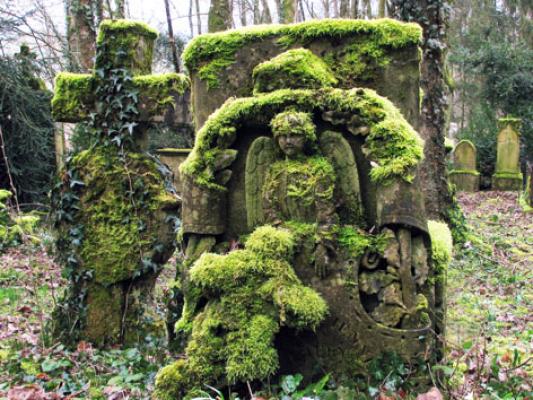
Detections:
[263, 157, 335, 218]
[155, 226, 327, 397]
[51, 73, 94, 121]
[65, 146, 174, 285]
[134, 73, 190, 114]
[449, 169, 480, 176]
[518, 175, 532, 213]
[444, 137, 454, 153]
[492, 171, 523, 180]
[270, 110, 317, 141]
[497, 116, 521, 131]
[0, 190, 40, 251]
[95, 19, 158, 75]
[181, 87, 423, 191]
[336, 225, 387, 257]
[52, 73, 189, 122]
[184, 18, 422, 89]
[96, 19, 158, 45]
[253, 48, 337, 94]
[428, 220, 453, 276]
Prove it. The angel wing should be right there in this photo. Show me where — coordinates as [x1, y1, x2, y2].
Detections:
[245, 136, 276, 230]
[319, 130, 364, 225]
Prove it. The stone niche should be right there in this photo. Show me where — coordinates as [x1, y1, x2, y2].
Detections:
[155, 148, 192, 192]
[492, 117, 522, 191]
[184, 18, 421, 131]
[449, 140, 480, 192]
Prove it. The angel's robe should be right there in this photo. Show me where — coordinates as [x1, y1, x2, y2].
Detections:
[261, 156, 338, 229]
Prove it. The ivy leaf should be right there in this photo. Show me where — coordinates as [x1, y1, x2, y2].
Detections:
[124, 122, 138, 135]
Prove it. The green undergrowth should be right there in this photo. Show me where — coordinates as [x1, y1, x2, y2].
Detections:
[443, 192, 532, 398]
[0, 189, 40, 252]
[183, 18, 421, 89]
[181, 87, 423, 191]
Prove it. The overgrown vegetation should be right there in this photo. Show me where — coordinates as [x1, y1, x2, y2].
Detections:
[0, 46, 55, 205]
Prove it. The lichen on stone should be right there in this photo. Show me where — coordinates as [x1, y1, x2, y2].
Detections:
[253, 48, 337, 94]
[181, 87, 423, 191]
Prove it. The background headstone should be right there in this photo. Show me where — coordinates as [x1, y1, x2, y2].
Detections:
[449, 140, 479, 191]
[492, 117, 522, 191]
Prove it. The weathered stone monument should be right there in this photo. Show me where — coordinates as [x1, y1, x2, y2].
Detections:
[155, 19, 452, 399]
[50, 20, 187, 347]
[492, 117, 522, 191]
[449, 140, 479, 191]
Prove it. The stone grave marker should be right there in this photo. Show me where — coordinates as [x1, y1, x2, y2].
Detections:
[449, 140, 479, 191]
[492, 117, 522, 191]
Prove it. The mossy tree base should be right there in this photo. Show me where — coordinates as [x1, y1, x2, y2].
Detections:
[449, 171, 479, 192]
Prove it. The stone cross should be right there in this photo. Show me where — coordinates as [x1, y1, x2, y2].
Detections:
[449, 140, 479, 191]
[50, 20, 183, 347]
[52, 19, 188, 151]
[492, 117, 522, 191]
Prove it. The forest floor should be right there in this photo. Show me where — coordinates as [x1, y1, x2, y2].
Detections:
[0, 191, 531, 399]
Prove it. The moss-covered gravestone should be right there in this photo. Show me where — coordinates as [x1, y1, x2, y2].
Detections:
[492, 117, 522, 191]
[50, 20, 187, 347]
[449, 140, 479, 191]
[155, 19, 453, 399]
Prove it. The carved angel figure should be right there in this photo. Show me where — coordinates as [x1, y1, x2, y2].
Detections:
[246, 110, 362, 277]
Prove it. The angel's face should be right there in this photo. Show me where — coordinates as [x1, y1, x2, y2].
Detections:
[277, 133, 306, 158]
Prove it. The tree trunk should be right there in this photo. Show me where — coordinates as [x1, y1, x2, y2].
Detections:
[164, 0, 180, 72]
[390, 0, 452, 222]
[339, 0, 350, 17]
[208, 0, 233, 32]
[261, 0, 272, 23]
[378, 0, 386, 17]
[114, 0, 125, 18]
[350, 0, 358, 18]
[195, 0, 202, 34]
[279, 0, 297, 23]
[67, 0, 96, 72]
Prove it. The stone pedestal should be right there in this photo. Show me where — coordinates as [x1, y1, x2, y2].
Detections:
[492, 118, 522, 191]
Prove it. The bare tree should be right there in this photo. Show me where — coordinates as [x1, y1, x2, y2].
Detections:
[278, 0, 297, 23]
[350, 0, 359, 18]
[164, 0, 180, 72]
[339, 0, 350, 17]
[261, 0, 272, 22]
[208, 0, 232, 32]
[195, 0, 202, 34]
[115, 0, 125, 18]
[66, 0, 96, 72]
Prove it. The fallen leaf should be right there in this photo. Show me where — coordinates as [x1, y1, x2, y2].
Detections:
[416, 387, 443, 400]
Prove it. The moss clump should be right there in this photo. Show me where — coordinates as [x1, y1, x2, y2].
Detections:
[449, 169, 480, 176]
[96, 19, 158, 44]
[497, 116, 521, 131]
[0, 190, 40, 251]
[336, 225, 387, 258]
[181, 87, 423, 191]
[253, 48, 337, 94]
[134, 73, 190, 115]
[64, 146, 175, 285]
[183, 18, 422, 89]
[95, 19, 158, 75]
[155, 226, 327, 398]
[270, 110, 317, 141]
[51, 73, 94, 121]
[444, 137, 454, 153]
[492, 171, 523, 180]
[263, 157, 335, 212]
[51, 73, 189, 122]
[428, 220, 453, 276]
